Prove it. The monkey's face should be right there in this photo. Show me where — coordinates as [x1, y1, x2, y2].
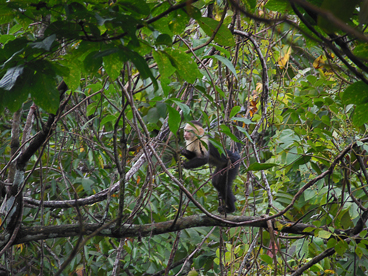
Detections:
[184, 123, 204, 141]
[184, 124, 198, 141]
[184, 128, 195, 141]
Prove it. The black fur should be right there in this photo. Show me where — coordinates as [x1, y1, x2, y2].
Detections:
[181, 127, 240, 213]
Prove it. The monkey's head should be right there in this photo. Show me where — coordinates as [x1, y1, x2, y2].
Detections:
[184, 121, 204, 141]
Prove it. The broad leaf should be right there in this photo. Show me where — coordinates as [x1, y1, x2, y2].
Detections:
[342, 81, 368, 105]
[167, 105, 181, 135]
[153, 50, 176, 79]
[165, 49, 201, 83]
[30, 34, 56, 51]
[0, 65, 23, 90]
[197, 17, 235, 47]
[127, 49, 158, 90]
[230, 106, 241, 118]
[31, 72, 60, 114]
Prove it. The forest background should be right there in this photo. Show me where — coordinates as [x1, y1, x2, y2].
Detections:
[1, 0, 368, 275]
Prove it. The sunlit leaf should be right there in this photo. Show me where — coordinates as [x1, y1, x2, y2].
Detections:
[246, 162, 278, 171]
[277, 47, 291, 69]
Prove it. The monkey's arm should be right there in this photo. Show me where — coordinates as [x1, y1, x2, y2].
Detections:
[183, 157, 208, 169]
[181, 149, 209, 169]
[181, 148, 197, 159]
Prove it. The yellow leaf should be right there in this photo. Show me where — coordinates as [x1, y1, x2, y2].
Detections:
[255, 82, 262, 92]
[274, 221, 285, 230]
[75, 264, 84, 276]
[98, 156, 104, 169]
[16, 244, 24, 252]
[249, 100, 258, 117]
[188, 269, 199, 276]
[277, 47, 291, 69]
[313, 55, 326, 69]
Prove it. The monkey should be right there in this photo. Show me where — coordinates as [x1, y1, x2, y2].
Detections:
[181, 121, 240, 213]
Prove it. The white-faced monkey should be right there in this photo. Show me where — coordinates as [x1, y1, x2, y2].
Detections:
[181, 121, 240, 213]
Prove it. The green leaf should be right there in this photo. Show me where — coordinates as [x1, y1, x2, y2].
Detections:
[153, 50, 176, 79]
[304, 189, 317, 201]
[81, 178, 94, 193]
[246, 162, 278, 171]
[316, 230, 332, 239]
[30, 34, 56, 51]
[0, 34, 16, 45]
[0, 65, 24, 90]
[353, 102, 368, 126]
[215, 85, 225, 97]
[353, 43, 368, 59]
[83, 51, 103, 74]
[260, 254, 273, 265]
[169, 9, 189, 34]
[31, 72, 60, 114]
[303, 227, 316, 233]
[101, 115, 117, 126]
[146, 107, 160, 123]
[165, 49, 201, 83]
[187, 270, 198, 276]
[197, 17, 235, 47]
[45, 21, 81, 39]
[127, 49, 158, 90]
[60, 59, 81, 91]
[327, 238, 337, 248]
[167, 105, 181, 135]
[265, 0, 292, 13]
[94, 48, 119, 59]
[103, 51, 124, 81]
[230, 106, 241, 118]
[233, 117, 255, 124]
[318, 0, 361, 33]
[208, 137, 225, 156]
[355, 246, 363, 259]
[0, 68, 30, 112]
[293, 155, 311, 166]
[342, 81, 368, 105]
[0, 5, 14, 25]
[171, 100, 190, 118]
[206, 55, 237, 80]
[212, 44, 231, 58]
[118, 0, 150, 17]
[155, 34, 172, 46]
[334, 240, 348, 257]
[235, 126, 253, 143]
[360, 0, 368, 25]
[152, 17, 173, 36]
[219, 125, 241, 143]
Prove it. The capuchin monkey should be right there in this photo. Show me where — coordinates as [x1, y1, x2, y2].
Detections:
[181, 121, 240, 213]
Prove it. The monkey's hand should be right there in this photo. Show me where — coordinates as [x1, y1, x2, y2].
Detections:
[181, 148, 196, 160]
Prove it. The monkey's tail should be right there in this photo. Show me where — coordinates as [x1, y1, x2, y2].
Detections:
[213, 159, 239, 213]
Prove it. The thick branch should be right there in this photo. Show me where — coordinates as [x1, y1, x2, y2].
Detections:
[14, 215, 312, 244]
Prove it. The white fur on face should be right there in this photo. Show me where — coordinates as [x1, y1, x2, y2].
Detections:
[184, 124, 208, 157]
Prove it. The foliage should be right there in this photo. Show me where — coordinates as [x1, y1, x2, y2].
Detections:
[1, 0, 368, 275]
